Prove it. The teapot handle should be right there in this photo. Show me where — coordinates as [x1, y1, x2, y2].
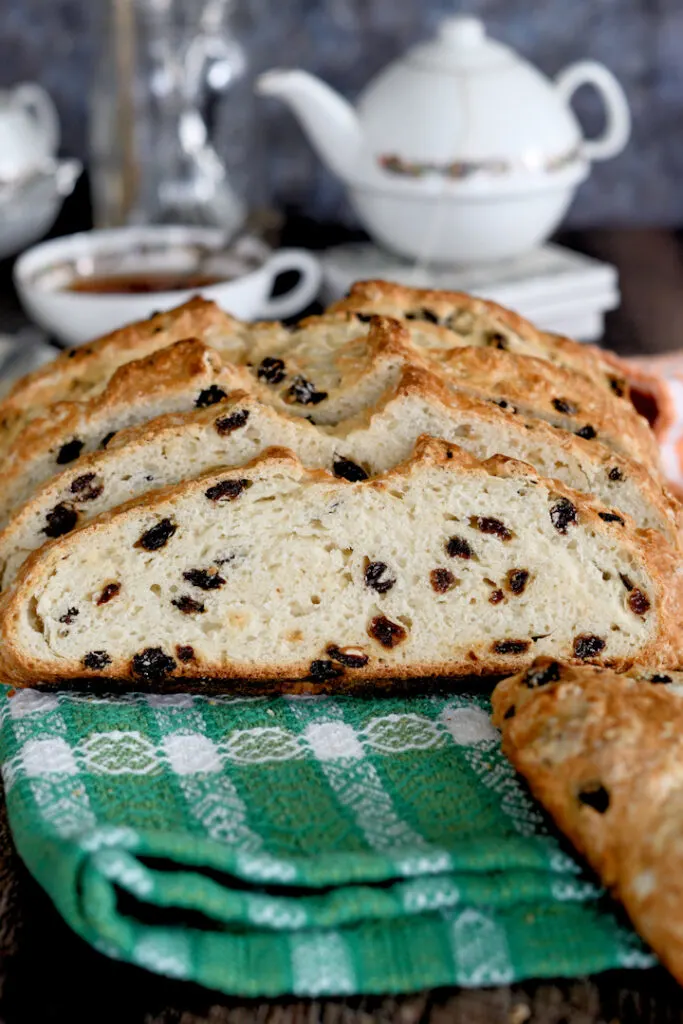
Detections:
[11, 83, 60, 155]
[555, 61, 630, 162]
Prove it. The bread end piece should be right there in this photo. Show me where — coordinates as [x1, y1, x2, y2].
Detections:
[493, 658, 683, 986]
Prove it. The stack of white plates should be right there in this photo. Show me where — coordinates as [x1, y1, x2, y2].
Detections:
[320, 242, 619, 342]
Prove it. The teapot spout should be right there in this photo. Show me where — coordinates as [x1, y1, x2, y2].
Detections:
[256, 69, 361, 181]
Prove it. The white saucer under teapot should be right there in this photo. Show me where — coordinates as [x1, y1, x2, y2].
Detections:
[257, 16, 631, 264]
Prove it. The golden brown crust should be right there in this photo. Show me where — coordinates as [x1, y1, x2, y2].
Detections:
[1, 437, 682, 685]
[6, 297, 240, 405]
[330, 279, 620, 385]
[0, 298, 247, 456]
[430, 345, 661, 470]
[492, 659, 683, 987]
[0, 338, 251, 524]
[332, 279, 546, 340]
[329, 282, 659, 470]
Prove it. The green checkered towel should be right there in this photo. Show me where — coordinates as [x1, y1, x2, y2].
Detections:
[0, 685, 653, 996]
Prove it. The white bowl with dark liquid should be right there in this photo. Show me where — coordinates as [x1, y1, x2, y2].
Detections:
[14, 225, 322, 345]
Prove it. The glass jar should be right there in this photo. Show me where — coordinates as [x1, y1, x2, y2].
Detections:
[89, 0, 261, 235]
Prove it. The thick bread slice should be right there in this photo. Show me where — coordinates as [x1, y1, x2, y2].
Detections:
[0, 392, 338, 588]
[0, 297, 260, 456]
[251, 315, 660, 469]
[329, 279, 634, 397]
[1, 437, 680, 686]
[0, 338, 249, 526]
[1, 369, 677, 591]
[491, 660, 683, 987]
[431, 345, 661, 469]
[342, 367, 679, 538]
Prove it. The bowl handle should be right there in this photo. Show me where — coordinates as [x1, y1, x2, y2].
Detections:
[258, 248, 322, 320]
[555, 61, 631, 162]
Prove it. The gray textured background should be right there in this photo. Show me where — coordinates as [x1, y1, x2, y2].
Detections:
[2, 0, 682, 228]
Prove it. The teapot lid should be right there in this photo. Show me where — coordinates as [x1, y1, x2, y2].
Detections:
[406, 16, 516, 74]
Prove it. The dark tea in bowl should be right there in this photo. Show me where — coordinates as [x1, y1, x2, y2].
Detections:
[68, 272, 228, 294]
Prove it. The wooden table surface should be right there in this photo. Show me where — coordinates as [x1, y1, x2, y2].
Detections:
[2, 226, 683, 1023]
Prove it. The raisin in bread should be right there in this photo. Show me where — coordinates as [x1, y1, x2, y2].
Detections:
[2, 368, 676, 592]
[0, 338, 250, 526]
[492, 659, 683, 987]
[0, 297, 261, 457]
[330, 279, 639, 401]
[1, 437, 681, 686]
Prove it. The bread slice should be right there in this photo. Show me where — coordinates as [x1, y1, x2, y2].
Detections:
[0, 391, 338, 588]
[431, 345, 661, 469]
[0, 297, 260, 457]
[249, 315, 661, 469]
[329, 279, 634, 398]
[0, 338, 249, 526]
[1, 367, 676, 592]
[342, 367, 678, 538]
[1, 436, 680, 686]
[492, 659, 683, 987]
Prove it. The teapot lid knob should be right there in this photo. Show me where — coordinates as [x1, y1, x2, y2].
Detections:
[437, 15, 486, 48]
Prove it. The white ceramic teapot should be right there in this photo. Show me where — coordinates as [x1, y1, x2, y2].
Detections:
[257, 16, 631, 264]
[0, 83, 60, 182]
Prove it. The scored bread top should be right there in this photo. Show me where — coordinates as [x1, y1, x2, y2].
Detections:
[245, 315, 433, 425]
[248, 314, 661, 469]
[330, 279, 645, 401]
[0, 298, 259, 458]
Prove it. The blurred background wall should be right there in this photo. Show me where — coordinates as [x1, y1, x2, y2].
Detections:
[1, 0, 680, 228]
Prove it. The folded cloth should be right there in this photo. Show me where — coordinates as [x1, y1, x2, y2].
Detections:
[0, 686, 653, 996]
